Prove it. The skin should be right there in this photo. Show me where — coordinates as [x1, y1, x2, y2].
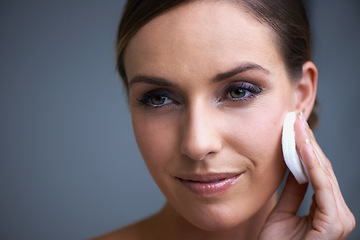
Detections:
[93, 1, 355, 239]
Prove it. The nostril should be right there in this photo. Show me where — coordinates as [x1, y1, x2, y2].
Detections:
[180, 131, 221, 161]
[180, 142, 207, 161]
[179, 107, 222, 161]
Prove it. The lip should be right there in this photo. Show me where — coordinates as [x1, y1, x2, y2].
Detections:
[175, 172, 243, 196]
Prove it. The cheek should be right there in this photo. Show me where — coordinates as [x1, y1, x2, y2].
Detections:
[225, 106, 287, 186]
[131, 113, 178, 177]
[247, 112, 283, 161]
[252, 113, 286, 179]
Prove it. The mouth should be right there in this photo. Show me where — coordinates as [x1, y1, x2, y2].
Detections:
[175, 172, 243, 196]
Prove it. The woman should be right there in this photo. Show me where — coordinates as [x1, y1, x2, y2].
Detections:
[95, 0, 355, 239]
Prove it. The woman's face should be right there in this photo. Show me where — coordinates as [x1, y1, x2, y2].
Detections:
[124, 1, 297, 231]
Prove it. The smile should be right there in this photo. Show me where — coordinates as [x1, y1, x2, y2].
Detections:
[176, 172, 243, 196]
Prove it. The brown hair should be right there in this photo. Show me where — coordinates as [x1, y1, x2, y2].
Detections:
[115, 0, 318, 128]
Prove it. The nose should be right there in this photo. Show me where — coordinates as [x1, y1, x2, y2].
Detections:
[180, 103, 222, 161]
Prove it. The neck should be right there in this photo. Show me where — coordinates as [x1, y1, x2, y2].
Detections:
[154, 193, 277, 240]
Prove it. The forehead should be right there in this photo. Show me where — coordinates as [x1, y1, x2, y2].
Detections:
[124, 1, 282, 80]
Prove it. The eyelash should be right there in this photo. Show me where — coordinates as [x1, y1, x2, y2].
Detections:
[136, 82, 262, 109]
[136, 90, 177, 108]
[223, 82, 261, 103]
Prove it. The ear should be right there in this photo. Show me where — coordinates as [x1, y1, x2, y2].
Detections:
[294, 61, 318, 120]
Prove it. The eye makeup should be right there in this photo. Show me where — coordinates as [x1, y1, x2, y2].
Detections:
[223, 82, 262, 102]
[136, 89, 181, 109]
[135, 80, 263, 111]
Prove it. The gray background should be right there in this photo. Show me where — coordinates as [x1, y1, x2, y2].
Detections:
[0, 1, 359, 239]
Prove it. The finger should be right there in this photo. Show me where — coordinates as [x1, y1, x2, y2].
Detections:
[271, 172, 308, 217]
[298, 114, 349, 207]
[296, 114, 333, 179]
[299, 137, 344, 238]
[298, 116, 356, 236]
[295, 119, 349, 240]
[299, 140, 337, 214]
[296, 113, 356, 237]
[299, 113, 332, 173]
[295, 116, 338, 216]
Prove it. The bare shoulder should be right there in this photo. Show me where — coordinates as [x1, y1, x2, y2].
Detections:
[90, 214, 162, 240]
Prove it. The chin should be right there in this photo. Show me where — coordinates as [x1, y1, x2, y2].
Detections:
[180, 203, 253, 232]
[169, 191, 277, 233]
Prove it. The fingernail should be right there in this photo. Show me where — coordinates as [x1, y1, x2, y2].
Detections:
[305, 138, 314, 151]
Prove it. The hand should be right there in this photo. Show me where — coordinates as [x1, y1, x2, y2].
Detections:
[259, 112, 355, 240]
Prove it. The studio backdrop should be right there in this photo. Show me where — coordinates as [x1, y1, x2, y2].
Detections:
[0, 1, 359, 239]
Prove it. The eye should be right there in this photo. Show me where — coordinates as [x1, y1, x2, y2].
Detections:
[148, 95, 171, 106]
[228, 88, 248, 99]
[225, 82, 261, 102]
[136, 89, 178, 108]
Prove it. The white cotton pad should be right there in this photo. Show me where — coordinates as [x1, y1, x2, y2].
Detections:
[282, 112, 309, 184]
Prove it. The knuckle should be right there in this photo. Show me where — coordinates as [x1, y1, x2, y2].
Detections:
[332, 222, 345, 238]
[326, 160, 334, 172]
[348, 212, 356, 231]
[324, 179, 333, 193]
[342, 209, 356, 235]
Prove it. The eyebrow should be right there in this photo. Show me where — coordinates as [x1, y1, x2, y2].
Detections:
[213, 63, 270, 83]
[128, 63, 270, 88]
[128, 76, 176, 89]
